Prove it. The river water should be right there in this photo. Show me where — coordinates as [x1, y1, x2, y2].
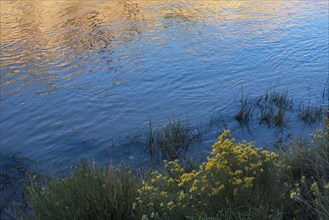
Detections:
[1, 1, 328, 170]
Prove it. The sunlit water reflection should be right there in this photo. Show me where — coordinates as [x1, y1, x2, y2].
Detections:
[1, 1, 328, 170]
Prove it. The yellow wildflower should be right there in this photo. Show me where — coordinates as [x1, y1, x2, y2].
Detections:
[160, 191, 168, 196]
[325, 182, 329, 190]
[179, 191, 185, 200]
[290, 191, 299, 199]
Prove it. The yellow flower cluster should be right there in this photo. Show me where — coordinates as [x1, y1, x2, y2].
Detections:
[311, 130, 323, 144]
[325, 182, 329, 190]
[290, 183, 301, 200]
[311, 113, 329, 142]
[289, 174, 329, 210]
[136, 130, 280, 218]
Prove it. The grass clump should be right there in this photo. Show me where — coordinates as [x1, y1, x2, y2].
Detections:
[146, 117, 201, 161]
[234, 89, 293, 127]
[269, 90, 293, 110]
[298, 105, 325, 125]
[256, 90, 293, 127]
[23, 160, 139, 220]
[235, 97, 253, 124]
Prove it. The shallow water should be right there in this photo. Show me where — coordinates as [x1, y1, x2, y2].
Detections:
[1, 1, 328, 169]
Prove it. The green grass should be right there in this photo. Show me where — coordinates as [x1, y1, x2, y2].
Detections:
[281, 127, 329, 219]
[22, 160, 139, 220]
[146, 117, 202, 161]
[188, 206, 283, 220]
[146, 118, 160, 160]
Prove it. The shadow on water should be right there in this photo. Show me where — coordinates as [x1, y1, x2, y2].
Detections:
[0, 154, 30, 219]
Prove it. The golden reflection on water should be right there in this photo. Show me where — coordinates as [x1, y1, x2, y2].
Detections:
[0, 0, 324, 96]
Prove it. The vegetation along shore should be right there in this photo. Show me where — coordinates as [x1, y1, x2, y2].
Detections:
[12, 113, 329, 220]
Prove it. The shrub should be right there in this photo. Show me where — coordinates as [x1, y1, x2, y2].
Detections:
[135, 130, 282, 219]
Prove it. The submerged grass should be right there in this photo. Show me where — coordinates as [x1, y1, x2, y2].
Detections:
[234, 89, 294, 128]
[274, 108, 286, 127]
[270, 90, 293, 110]
[256, 89, 293, 127]
[298, 104, 325, 125]
[255, 89, 293, 110]
[235, 97, 253, 124]
[146, 117, 202, 161]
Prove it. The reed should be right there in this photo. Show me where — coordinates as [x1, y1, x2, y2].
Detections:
[256, 89, 293, 127]
[235, 97, 253, 124]
[146, 117, 201, 161]
[298, 105, 324, 125]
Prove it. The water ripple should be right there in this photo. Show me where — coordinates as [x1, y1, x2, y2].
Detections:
[0, 0, 328, 167]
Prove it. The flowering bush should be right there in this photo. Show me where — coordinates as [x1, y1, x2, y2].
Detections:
[135, 130, 280, 219]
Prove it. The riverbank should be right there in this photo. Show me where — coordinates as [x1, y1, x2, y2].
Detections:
[15, 117, 329, 220]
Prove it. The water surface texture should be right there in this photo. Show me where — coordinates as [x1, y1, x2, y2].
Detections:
[1, 1, 328, 168]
